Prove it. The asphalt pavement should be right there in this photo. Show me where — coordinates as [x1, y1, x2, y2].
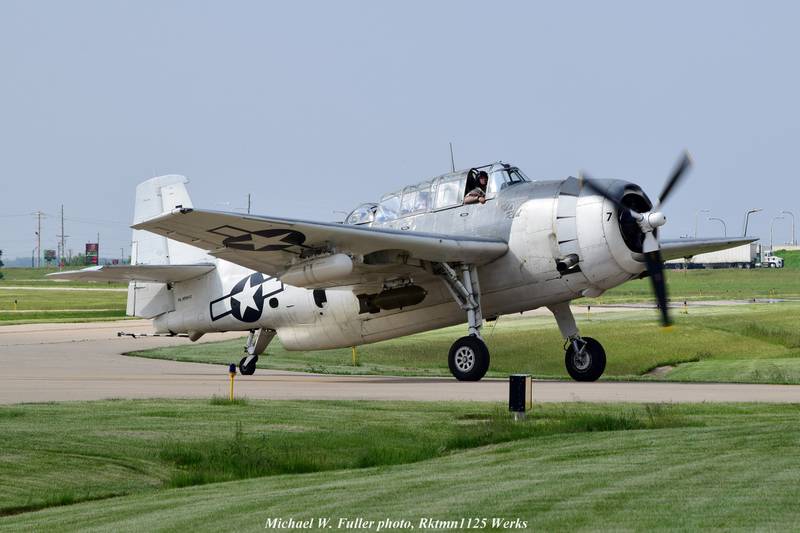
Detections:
[2, 319, 800, 404]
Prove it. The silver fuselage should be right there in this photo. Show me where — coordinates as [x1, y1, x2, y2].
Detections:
[152, 177, 648, 350]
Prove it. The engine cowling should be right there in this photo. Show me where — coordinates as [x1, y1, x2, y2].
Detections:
[554, 177, 652, 296]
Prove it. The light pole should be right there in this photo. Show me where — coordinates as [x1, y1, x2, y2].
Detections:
[770, 215, 785, 251]
[694, 209, 710, 237]
[781, 210, 796, 245]
[742, 208, 762, 236]
[708, 217, 727, 237]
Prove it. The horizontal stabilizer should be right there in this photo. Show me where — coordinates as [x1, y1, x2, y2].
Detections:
[47, 264, 216, 283]
[660, 237, 758, 261]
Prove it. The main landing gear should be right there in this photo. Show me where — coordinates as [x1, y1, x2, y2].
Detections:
[549, 302, 606, 381]
[238, 328, 276, 376]
[435, 263, 490, 381]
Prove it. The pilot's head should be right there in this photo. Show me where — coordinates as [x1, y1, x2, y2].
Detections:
[477, 171, 489, 187]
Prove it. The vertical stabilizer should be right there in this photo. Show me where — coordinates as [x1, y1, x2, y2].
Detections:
[127, 175, 211, 318]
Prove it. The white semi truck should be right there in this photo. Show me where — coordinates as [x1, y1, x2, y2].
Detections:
[666, 242, 783, 269]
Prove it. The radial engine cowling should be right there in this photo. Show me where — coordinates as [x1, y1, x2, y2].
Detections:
[553, 178, 654, 295]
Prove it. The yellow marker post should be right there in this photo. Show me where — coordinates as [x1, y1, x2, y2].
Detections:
[351, 346, 358, 367]
[587, 305, 591, 321]
[683, 300, 688, 315]
[13, 300, 17, 312]
[228, 364, 236, 401]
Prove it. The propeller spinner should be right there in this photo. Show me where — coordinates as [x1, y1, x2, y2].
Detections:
[580, 152, 693, 327]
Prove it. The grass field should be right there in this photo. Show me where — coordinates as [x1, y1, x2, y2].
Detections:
[774, 248, 800, 269]
[0, 268, 127, 323]
[0, 267, 126, 288]
[131, 301, 800, 383]
[1, 400, 799, 531]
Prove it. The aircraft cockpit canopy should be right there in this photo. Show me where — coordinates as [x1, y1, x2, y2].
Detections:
[344, 162, 530, 225]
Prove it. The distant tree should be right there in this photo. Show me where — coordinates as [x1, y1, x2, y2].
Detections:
[0, 249, 4, 280]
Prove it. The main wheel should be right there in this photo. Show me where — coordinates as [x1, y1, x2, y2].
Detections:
[239, 355, 258, 376]
[564, 337, 606, 382]
[448, 336, 490, 381]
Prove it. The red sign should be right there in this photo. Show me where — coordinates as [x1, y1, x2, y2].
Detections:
[85, 243, 99, 265]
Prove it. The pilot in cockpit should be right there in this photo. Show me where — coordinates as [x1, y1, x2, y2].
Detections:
[463, 170, 489, 205]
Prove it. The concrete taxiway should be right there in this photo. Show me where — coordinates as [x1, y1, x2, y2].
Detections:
[2, 319, 800, 405]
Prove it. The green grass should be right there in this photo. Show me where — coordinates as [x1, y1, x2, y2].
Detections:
[587, 265, 800, 303]
[0, 278, 127, 323]
[0, 400, 688, 516]
[774, 249, 800, 269]
[0, 267, 126, 289]
[131, 302, 800, 383]
[1, 401, 800, 531]
[0, 289, 126, 311]
[665, 358, 800, 384]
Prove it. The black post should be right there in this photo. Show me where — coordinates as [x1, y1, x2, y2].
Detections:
[509, 374, 532, 421]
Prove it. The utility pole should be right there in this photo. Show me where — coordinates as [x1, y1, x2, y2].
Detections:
[247, 193, 251, 214]
[33, 211, 44, 268]
[57, 205, 68, 271]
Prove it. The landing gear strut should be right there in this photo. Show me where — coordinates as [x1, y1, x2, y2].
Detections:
[238, 328, 275, 376]
[549, 302, 606, 381]
[435, 263, 489, 381]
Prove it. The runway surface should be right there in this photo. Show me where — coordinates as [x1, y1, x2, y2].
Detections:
[2, 319, 800, 404]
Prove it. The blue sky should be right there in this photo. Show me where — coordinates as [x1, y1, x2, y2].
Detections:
[1, 1, 798, 260]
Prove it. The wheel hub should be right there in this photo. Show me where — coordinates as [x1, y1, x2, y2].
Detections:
[572, 347, 591, 371]
[454, 346, 475, 372]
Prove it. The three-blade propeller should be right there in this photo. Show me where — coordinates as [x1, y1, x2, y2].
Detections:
[580, 151, 693, 327]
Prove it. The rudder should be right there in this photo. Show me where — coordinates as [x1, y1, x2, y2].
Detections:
[127, 175, 211, 318]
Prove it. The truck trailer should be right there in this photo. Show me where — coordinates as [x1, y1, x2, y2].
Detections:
[666, 242, 783, 269]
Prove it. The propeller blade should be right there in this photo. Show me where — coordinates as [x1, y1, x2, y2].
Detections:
[657, 151, 692, 207]
[643, 249, 671, 327]
[580, 173, 629, 213]
[643, 231, 660, 254]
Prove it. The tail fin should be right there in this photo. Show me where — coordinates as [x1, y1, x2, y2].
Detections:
[128, 175, 212, 318]
[131, 175, 210, 266]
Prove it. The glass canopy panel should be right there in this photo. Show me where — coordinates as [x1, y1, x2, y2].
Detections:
[375, 193, 401, 223]
[400, 186, 420, 216]
[345, 203, 377, 225]
[434, 175, 466, 209]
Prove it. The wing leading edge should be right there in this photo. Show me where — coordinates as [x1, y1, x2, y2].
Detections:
[660, 237, 758, 261]
[133, 208, 509, 289]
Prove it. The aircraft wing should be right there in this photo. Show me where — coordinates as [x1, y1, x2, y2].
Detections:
[133, 208, 508, 289]
[660, 237, 758, 261]
[47, 264, 216, 283]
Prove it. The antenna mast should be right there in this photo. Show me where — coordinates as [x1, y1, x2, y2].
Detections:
[449, 142, 456, 172]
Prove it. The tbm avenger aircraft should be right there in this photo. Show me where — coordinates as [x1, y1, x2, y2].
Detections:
[53, 153, 752, 381]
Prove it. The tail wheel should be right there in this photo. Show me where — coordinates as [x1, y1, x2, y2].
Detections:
[565, 337, 606, 382]
[239, 355, 258, 376]
[448, 336, 490, 381]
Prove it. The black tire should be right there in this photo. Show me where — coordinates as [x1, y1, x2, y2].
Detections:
[239, 355, 258, 376]
[564, 337, 606, 382]
[448, 336, 490, 381]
